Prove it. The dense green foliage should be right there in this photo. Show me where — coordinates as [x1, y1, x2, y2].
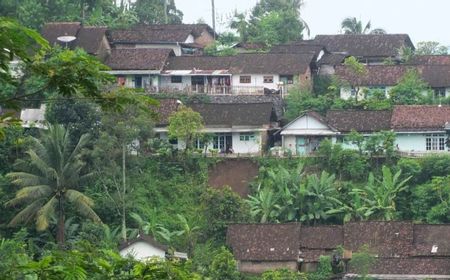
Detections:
[230, 0, 308, 45]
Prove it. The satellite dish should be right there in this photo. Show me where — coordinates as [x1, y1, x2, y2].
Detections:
[57, 36, 76, 43]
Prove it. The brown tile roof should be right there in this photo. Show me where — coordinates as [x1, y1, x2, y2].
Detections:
[233, 53, 314, 75]
[313, 34, 414, 58]
[189, 103, 276, 127]
[391, 105, 450, 131]
[409, 55, 450, 65]
[326, 110, 392, 133]
[353, 257, 450, 275]
[104, 48, 173, 70]
[154, 98, 180, 126]
[336, 64, 450, 87]
[270, 41, 325, 56]
[41, 22, 81, 45]
[108, 24, 213, 44]
[344, 221, 414, 258]
[41, 22, 107, 55]
[300, 225, 343, 250]
[76, 26, 108, 54]
[413, 225, 450, 257]
[335, 65, 409, 86]
[165, 56, 233, 71]
[164, 53, 315, 75]
[318, 53, 348, 66]
[227, 223, 301, 261]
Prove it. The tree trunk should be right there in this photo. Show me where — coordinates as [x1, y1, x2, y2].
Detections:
[57, 195, 65, 247]
[121, 144, 127, 242]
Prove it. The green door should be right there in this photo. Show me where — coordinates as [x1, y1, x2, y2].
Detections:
[296, 136, 306, 155]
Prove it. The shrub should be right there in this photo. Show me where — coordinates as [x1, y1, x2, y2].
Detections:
[262, 268, 308, 280]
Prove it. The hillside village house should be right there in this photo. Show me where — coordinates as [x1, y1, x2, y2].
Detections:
[279, 105, 450, 156]
[107, 24, 215, 56]
[227, 222, 450, 277]
[154, 99, 279, 155]
[336, 64, 450, 100]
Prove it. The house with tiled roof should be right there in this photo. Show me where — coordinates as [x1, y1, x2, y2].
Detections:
[227, 222, 450, 277]
[107, 24, 215, 56]
[154, 100, 279, 155]
[279, 106, 450, 155]
[336, 64, 450, 100]
[159, 52, 316, 95]
[41, 22, 111, 59]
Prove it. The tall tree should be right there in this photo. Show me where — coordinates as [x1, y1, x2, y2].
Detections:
[132, 0, 183, 24]
[415, 41, 449, 55]
[230, 0, 308, 45]
[341, 17, 386, 34]
[5, 124, 101, 246]
[168, 107, 204, 152]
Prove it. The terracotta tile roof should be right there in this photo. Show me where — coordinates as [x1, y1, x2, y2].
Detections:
[326, 110, 392, 133]
[154, 98, 180, 126]
[41, 22, 107, 55]
[335, 65, 408, 86]
[313, 34, 414, 58]
[391, 105, 450, 131]
[318, 53, 348, 66]
[233, 53, 314, 75]
[104, 48, 173, 70]
[227, 223, 301, 261]
[76, 26, 108, 54]
[270, 41, 325, 56]
[164, 53, 315, 75]
[409, 55, 450, 65]
[336, 64, 450, 87]
[41, 22, 81, 45]
[413, 224, 450, 257]
[108, 24, 213, 44]
[189, 103, 276, 127]
[300, 225, 343, 250]
[165, 56, 233, 71]
[352, 257, 450, 275]
[344, 221, 414, 258]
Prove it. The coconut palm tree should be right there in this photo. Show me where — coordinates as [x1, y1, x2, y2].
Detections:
[341, 17, 386, 34]
[5, 124, 101, 246]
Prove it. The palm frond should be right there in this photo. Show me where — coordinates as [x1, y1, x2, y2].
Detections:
[6, 172, 46, 187]
[5, 185, 51, 207]
[8, 199, 45, 227]
[36, 196, 57, 231]
[65, 190, 102, 223]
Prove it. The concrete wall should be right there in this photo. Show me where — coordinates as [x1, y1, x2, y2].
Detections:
[119, 241, 166, 261]
[231, 74, 280, 90]
[160, 75, 191, 91]
[232, 132, 261, 154]
[238, 261, 298, 274]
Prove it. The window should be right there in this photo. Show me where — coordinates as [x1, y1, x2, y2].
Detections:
[426, 134, 446, 151]
[280, 75, 294, 84]
[171, 76, 182, 83]
[433, 87, 446, 98]
[240, 132, 256, 141]
[134, 76, 142, 88]
[263, 76, 274, 83]
[195, 138, 204, 149]
[240, 76, 251, 84]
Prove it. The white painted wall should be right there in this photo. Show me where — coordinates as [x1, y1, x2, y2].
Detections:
[231, 74, 280, 90]
[119, 241, 166, 261]
[284, 115, 330, 130]
[395, 133, 428, 151]
[184, 34, 195, 44]
[232, 132, 261, 154]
